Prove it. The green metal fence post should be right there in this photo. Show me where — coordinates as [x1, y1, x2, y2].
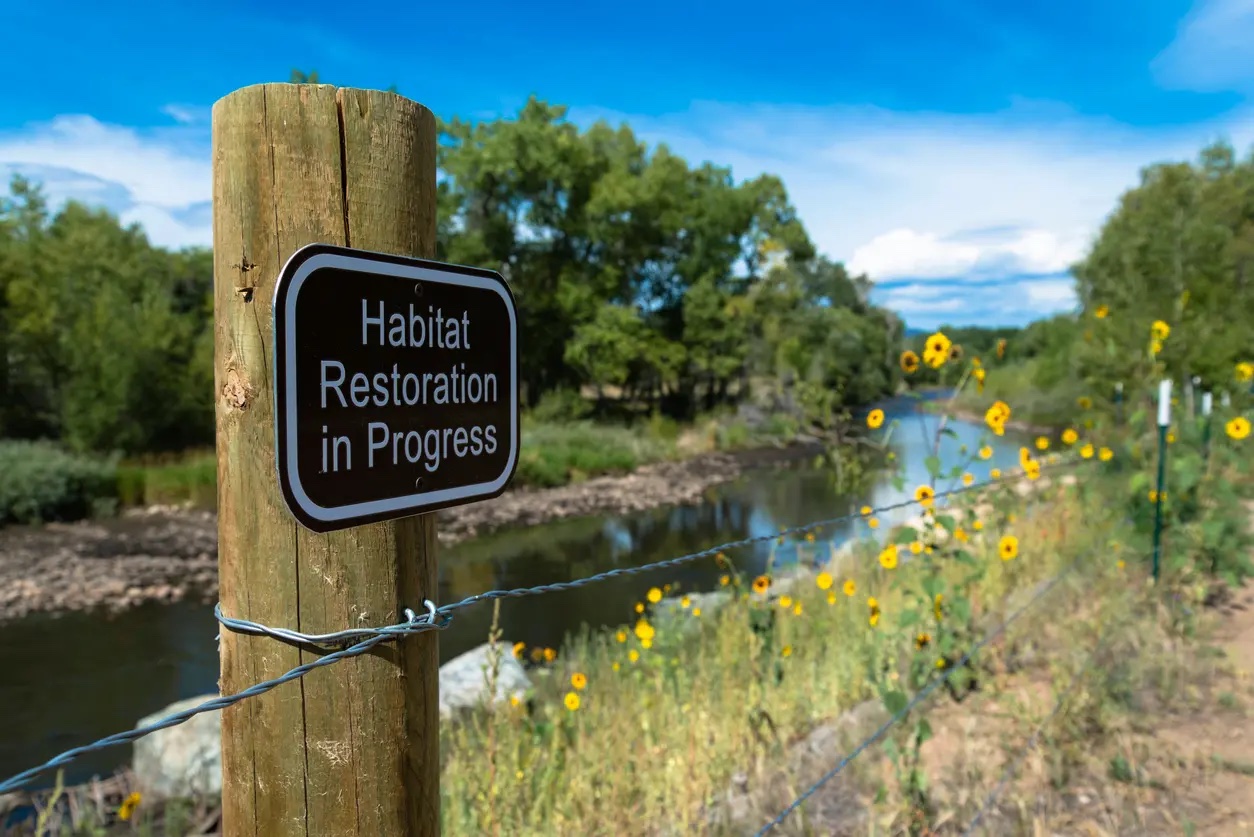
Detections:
[1151, 379, 1171, 583]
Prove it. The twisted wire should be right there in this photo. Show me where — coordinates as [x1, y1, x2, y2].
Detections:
[431, 456, 1089, 619]
[0, 607, 449, 795]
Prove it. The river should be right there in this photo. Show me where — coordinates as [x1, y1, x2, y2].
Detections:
[0, 395, 1029, 790]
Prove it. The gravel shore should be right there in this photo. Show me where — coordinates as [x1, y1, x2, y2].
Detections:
[0, 440, 824, 625]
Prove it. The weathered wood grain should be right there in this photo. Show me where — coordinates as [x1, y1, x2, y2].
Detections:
[212, 82, 439, 837]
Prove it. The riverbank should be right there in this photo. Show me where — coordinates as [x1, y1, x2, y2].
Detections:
[919, 395, 1057, 437]
[1, 458, 1183, 836]
[942, 360, 1085, 432]
[0, 438, 825, 626]
[2, 408, 807, 528]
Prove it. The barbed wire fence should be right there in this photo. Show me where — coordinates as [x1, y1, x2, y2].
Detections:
[0, 454, 1107, 830]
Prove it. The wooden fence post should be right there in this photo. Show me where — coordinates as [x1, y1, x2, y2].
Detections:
[211, 83, 440, 837]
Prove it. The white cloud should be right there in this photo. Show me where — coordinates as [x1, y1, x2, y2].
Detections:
[875, 284, 968, 316]
[874, 275, 1077, 329]
[1153, 0, 1254, 92]
[119, 204, 212, 250]
[0, 115, 210, 250]
[565, 98, 1254, 326]
[161, 104, 211, 126]
[1024, 278, 1077, 307]
[3, 82, 1254, 325]
[848, 230, 981, 280]
[847, 226, 1088, 281]
[571, 100, 1254, 279]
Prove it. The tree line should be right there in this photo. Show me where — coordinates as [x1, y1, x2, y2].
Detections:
[994, 140, 1254, 404]
[0, 95, 904, 459]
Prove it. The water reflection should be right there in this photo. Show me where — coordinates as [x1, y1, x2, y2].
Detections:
[435, 398, 1029, 663]
[0, 396, 1027, 789]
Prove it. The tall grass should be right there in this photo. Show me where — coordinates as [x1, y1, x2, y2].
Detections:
[116, 455, 217, 509]
[435, 465, 1127, 836]
[951, 359, 1089, 429]
[112, 412, 796, 509]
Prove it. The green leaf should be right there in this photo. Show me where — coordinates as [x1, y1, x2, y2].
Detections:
[922, 577, 945, 600]
[883, 689, 909, 716]
[1202, 519, 1233, 549]
[899, 609, 921, 628]
[935, 514, 957, 532]
[894, 528, 918, 545]
[924, 456, 942, 479]
[882, 737, 900, 763]
[916, 718, 933, 744]
[951, 596, 972, 623]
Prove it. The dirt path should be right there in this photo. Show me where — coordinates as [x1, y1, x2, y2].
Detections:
[0, 440, 823, 626]
[1150, 581, 1254, 836]
[705, 500, 1254, 836]
[906, 524, 1254, 836]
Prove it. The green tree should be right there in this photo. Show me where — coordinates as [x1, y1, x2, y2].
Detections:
[0, 177, 213, 453]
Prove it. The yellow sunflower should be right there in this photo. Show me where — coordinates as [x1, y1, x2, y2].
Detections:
[923, 331, 952, 369]
[914, 484, 936, 509]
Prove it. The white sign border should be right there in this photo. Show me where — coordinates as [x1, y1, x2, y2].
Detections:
[275, 245, 519, 527]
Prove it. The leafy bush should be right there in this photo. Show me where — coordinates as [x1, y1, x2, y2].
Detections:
[0, 440, 119, 525]
[527, 388, 593, 424]
[954, 359, 1088, 429]
[116, 453, 217, 509]
[514, 419, 673, 487]
[716, 419, 751, 449]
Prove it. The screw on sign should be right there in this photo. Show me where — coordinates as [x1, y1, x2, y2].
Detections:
[273, 242, 520, 532]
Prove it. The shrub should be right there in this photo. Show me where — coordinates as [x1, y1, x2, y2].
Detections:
[0, 440, 119, 525]
[527, 388, 593, 423]
[514, 419, 673, 487]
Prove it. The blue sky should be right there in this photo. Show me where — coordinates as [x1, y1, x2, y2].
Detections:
[3, 0, 1254, 329]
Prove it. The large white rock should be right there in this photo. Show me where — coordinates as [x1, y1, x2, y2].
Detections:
[128, 642, 531, 799]
[132, 693, 222, 800]
[438, 642, 532, 719]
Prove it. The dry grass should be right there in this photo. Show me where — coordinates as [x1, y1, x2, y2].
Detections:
[435, 469, 1154, 836]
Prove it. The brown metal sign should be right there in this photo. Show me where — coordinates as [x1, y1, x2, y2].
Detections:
[272, 243, 519, 532]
